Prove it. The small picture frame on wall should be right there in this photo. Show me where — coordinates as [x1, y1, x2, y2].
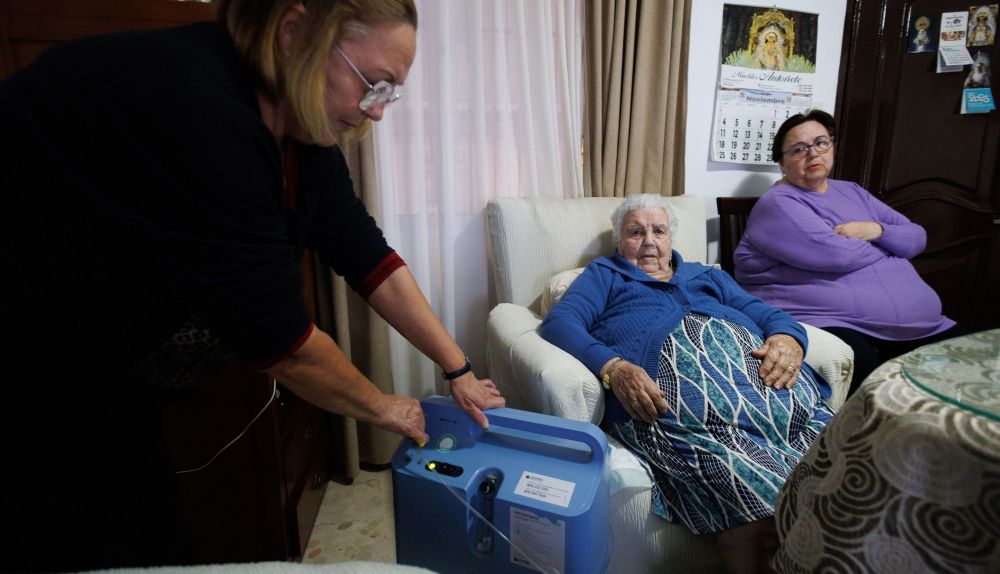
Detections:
[908, 14, 938, 53]
[967, 4, 997, 47]
[965, 50, 992, 88]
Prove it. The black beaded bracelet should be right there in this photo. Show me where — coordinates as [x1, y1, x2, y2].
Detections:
[442, 357, 473, 380]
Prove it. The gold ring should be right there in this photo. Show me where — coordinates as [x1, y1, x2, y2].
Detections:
[785, 365, 795, 373]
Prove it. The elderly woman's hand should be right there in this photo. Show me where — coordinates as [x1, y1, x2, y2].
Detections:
[752, 334, 804, 389]
[604, 359, 668, 423]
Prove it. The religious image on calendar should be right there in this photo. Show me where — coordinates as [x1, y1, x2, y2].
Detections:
[711, 5, 819, 165]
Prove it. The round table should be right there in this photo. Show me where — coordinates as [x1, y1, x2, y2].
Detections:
[773, 328, 1000, 573]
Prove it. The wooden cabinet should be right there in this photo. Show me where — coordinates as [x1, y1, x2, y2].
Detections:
[835, 0, 1000, 331]
[156, 254, 335, 564]
[161, 356, 332, 563]
[0, 0, 334, 563]
[0, 0, 217, 78]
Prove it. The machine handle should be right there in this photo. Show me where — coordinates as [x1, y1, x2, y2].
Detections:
[482, 406, 608, 467]
[419, 395, 608, 466]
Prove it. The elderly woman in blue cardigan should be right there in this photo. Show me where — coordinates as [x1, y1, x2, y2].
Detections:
[540, 194, 833, 574]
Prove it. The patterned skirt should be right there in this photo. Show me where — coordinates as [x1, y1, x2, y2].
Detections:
[608, 313, 834, 534]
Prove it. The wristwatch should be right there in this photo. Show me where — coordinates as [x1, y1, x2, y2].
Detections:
[442, 357, 473, 381]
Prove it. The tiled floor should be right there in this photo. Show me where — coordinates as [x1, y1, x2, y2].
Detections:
[303, 468, 397, 565]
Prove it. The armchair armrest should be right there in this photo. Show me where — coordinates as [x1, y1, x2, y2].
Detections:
[801, 323, 853, 410]
[485, 303, 604, 424]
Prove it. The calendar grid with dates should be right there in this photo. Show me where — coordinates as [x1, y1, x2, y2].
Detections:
[712, 90, 811, 165]
[712, 100, 810, 165]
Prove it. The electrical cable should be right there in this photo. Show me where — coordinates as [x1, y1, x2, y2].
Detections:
[175, 378, 279, 475]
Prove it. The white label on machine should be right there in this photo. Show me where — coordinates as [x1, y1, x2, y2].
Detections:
[509, 507, 565, 574]
[513, 471, 575, 508]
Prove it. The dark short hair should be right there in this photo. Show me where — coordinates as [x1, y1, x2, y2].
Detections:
[771, 109, 836, 163]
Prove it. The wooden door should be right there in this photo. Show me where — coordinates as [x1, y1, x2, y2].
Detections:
[835, 0, 1000, 331]
[0, 0, 215, 79]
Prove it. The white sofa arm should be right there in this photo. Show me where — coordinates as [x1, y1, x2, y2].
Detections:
[801, 323, 853, 410]
[485, 303, 604, 424]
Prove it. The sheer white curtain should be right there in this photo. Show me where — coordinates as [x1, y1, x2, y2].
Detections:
[372, 0, 584, 397]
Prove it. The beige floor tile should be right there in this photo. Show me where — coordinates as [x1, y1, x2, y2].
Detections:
[304, 468, 396, 565]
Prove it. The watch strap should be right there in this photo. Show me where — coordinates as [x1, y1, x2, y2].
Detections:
[442, 357, 473, 381]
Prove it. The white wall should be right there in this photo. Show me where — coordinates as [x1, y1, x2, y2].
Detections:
[684, 1, 847, 262]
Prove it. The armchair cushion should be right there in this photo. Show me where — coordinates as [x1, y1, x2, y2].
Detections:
[540, 267, 584, 317]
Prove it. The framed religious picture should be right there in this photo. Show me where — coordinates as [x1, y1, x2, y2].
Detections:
[908, 14, 939, 53]
[967, 5, 997, 47]
[711, 5, 818, 165]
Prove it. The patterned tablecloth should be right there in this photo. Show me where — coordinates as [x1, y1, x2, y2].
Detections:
[773, 329, 1000, 573]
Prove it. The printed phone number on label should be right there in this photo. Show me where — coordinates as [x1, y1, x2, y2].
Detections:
[525, 483, 554, 492]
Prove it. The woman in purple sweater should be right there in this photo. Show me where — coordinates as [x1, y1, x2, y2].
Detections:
[734, 110, 964, 394]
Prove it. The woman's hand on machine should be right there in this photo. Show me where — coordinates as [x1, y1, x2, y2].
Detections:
[450, 372, 506, 429]
[377, 394, 429, 446]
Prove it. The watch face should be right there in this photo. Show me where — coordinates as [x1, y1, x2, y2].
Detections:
[602, 358, 623, 389]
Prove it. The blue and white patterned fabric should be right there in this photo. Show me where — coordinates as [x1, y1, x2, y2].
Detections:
[609, 313, 834, 534]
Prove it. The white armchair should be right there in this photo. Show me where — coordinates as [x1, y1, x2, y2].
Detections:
[484, 196, 853, 574]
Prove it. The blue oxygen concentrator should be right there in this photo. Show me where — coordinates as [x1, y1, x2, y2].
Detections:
[392, 396, 610, 574]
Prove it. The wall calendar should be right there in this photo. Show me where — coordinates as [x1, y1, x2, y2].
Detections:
[712, 5, 820, 165]
[713, 89, 811, 164]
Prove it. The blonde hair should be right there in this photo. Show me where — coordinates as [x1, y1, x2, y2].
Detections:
[216, 0, 417, 145]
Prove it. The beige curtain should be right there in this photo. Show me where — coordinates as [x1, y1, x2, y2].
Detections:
[584, 0, 690, 198]
[326, 136, 402, 482]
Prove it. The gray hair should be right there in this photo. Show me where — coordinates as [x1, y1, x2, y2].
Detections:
[611, 194, 679, 244]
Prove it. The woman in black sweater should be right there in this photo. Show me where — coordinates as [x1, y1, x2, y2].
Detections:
[0, 1, 502, 570]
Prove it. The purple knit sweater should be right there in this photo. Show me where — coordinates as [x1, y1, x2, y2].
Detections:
[733, 179, 955, 341]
